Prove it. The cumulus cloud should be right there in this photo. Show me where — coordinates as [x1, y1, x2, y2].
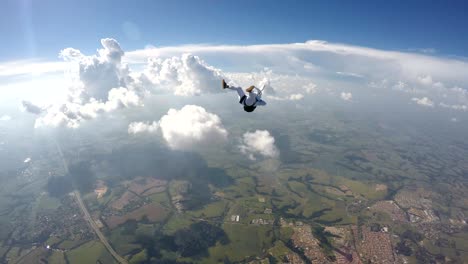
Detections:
[15, 39, 236, 128]
[29, 39, 144, 128]
[412, 97, 434, 107]
[34, 87, 142, 128]
[340, 92, 352, 101]
[138, 53, 225, 96]
[128, 121, 159, 134]
[239, 130, 279, 160]
[22, 100, 44, 114]
[159, 105, 227, 150]
[59, 38, 130, 101]
[130, 105, 227, 150]
[34, 105, 78, 128]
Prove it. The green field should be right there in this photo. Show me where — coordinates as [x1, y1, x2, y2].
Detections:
[162, 213, 194, 234]
[188, 200, 228, 219]
[200, 223, 275, 263]
[48, 251, 67, 264]
[57, 239, 88, 250]
[128, 249, 148, 264]
[66, 240, 116, 264]
[108, 227, 141, 256]
[36, 194, 61, 211]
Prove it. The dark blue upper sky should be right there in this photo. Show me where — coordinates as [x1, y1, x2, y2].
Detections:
[1, 0, 468, 60]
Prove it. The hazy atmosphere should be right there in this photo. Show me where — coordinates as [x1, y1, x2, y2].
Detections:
[1, 1, 467, 263]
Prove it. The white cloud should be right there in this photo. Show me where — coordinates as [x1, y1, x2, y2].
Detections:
[59, 38, 128, 101]
[124, 41, 468, 86]
[13, 39, 297, 128]
[124, 41, 468, 109]
[411, 48, 436, 54]
[450, 117, 458, 122]
[229, 71, 317, 101]
[288, 93, 304, 100]
[336, 71, 364, 78]
[5, 39, 468, 91]
[0, 115, 11, 121]
[128, 121, 159, 134]
[340, 92, 352, 101]
[24, 39, 145, 128]
[439, 102, 467, 111]
[105, 87, 142, 109]
[239, 130, 279, 160]
[34, 87, 142, 128]
[3, 38, 468, 128]
[412, 97, 434, 107]
[138, 105, 228, 150]
[25, 40, 232, 128]
[392, 81, 408, 92]
[5, 40, 466, 95]
[268, 93, 305, 101]
[0, 59, 65, 77]
[418, 75, 433, 86]
[304, 83, 317, 94]
[433, 82, 445, 89]
[138, 53, 225, 96]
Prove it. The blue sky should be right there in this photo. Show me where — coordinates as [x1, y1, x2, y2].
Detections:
[1, 0, 468, 60]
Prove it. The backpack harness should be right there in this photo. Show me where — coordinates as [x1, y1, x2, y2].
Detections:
[239, 95, 259, 107]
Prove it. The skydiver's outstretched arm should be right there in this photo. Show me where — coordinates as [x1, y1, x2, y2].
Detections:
[255, 85, 266, 94]
[256, 99, 267, 106]
[253, 85, 266, 106]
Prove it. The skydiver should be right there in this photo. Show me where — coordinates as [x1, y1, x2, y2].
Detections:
[222, 79, 267, 112]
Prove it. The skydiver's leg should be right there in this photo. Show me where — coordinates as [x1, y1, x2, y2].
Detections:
[226, 86, 245, 99]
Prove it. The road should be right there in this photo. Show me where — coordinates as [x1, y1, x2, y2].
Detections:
[54, 140, 128, 264]
[73, 190, 128, 264]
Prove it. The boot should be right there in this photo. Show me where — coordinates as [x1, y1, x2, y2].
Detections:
[222, 79, 229, 89]
[246, 85, 255, 93]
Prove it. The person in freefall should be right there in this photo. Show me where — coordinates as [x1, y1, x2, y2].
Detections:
[222, 79, 267, 112]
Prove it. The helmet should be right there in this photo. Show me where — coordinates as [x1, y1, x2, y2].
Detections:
[243, 105, 256, 112]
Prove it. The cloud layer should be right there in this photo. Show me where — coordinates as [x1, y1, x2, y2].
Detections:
[125, 40, 468, 110]
[4, 38, 468, 128]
